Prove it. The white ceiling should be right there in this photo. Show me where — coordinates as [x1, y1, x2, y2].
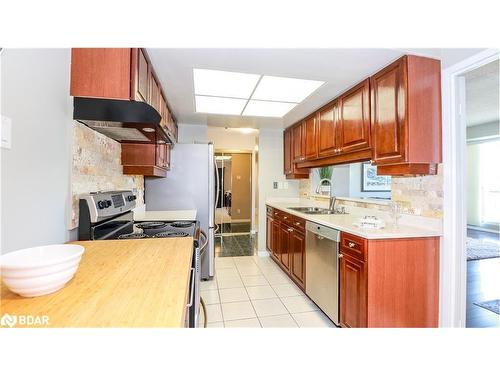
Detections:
[463, 59, 499, 127]
[147, 48, 484, 129]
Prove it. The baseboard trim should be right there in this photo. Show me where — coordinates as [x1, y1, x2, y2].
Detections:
[257, 250, 270, 257]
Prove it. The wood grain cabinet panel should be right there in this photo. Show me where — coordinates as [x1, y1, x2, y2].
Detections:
[70, 48, 132, 100]
[279, 224, 291, 271]
[284, 127, 309, 179]
[304, 115, 318, 160]
[284, 128, 293, 175]
[370, 58, 406, 164]
[290, 229, 306, 289]
[340, 254, 367, 328]
[135, 48, 150, 102]
[271, 219, 281, 261]
[339, 79, 371, 154]
[292, 123, 305, 162]
[339, 232, 440, 328]
[317, 102, 339, 157]
[371, 55, 442, 175]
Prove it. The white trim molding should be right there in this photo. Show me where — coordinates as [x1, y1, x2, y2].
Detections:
[440, 49, 499, 327]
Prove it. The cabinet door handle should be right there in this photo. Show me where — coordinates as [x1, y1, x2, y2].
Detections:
[295, 222, 300, 226]
[339, 254, 344, 258]
[287, 228, 294, 232]
[348, 242, 355, 248]
[284, 216, 288, 219]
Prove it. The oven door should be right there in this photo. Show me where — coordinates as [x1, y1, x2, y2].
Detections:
[90, 212, 134, 240]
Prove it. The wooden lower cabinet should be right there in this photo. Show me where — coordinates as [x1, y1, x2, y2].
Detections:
[279, 224, 291, 271]
[266, 206, 305, 290]
[340, 254, 367, 328]
[289, 229, 306, 287]
[339, 232, 440, 328]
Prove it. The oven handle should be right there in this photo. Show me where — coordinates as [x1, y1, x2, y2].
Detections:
[92, 221, 132, 240]
[199, 230, 208, 256]
[186, 267, 196, 308]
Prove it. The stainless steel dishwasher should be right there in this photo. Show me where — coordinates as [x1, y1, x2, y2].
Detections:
[305, 221, 340, 326]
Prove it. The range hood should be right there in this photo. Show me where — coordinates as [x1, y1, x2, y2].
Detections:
[73, 97, 174, 144]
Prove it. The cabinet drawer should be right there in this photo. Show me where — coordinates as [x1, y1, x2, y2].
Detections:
[340, 232, 367, 262]
[290, 216, 306, 233]
[274, 209, 291, 222]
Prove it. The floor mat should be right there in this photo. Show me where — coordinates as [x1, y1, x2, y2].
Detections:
[466, 237, 500, 261]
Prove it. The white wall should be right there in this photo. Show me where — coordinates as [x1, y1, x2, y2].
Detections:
[207, 127, 258, 151]
[257, 129, 300, 252]
[177, 123, 208, 143]
[1, 49, 74, 253]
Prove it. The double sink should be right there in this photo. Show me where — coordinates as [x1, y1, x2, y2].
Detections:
[288, 206, 347, 215]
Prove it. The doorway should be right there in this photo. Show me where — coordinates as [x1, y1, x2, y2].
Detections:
[462, 60, 500, 327]
[214, 151, 256, 256]
[443, 52, 500, 328]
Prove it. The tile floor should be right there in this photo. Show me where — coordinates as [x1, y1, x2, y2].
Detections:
[199, 255, 336, 328]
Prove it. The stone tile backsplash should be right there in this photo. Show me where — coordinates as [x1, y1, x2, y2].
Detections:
[70, 122, 144, 229]
[298, 164, 443, 219]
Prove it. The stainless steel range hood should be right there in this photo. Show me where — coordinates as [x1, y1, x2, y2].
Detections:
[73, 97, 174, 144]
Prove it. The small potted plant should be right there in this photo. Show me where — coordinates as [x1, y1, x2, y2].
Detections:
[315, 167, 333, 195]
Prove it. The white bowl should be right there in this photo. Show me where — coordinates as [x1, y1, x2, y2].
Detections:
[0, 244, 85, 297]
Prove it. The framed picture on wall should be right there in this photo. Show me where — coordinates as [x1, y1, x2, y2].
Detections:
[361, 163, 391, 192]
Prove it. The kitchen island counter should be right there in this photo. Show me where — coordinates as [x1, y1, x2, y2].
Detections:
[0, 238, 193, 328]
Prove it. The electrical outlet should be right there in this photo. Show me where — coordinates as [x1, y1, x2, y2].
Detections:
[273, 182, 278, 189]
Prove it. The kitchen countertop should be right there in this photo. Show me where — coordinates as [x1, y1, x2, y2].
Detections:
[134, 210, 197, 222]
[0, 238, 193, 328]
[266, 201, 442, 239]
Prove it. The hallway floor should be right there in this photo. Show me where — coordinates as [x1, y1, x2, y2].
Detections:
[199, 255, 335, 328]
[215, 234, 257, 257]
[466, 229, 500, 328]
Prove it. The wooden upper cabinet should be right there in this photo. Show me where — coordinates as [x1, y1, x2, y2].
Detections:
[371, 55, 441, 175]
[133, 48, 150, 102]
[370, 58, 406, 165]
[148, 73, 161, 112]
[339, 79, 371, 154]
[317, 101, 339, 157]
[70, 48, 132, 100]
[304, 115, 318, 160]
[283, 128, 293, 175]
[292, 123, 305, 162]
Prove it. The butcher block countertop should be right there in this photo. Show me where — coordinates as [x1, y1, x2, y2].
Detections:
[0, 238, 193, 328]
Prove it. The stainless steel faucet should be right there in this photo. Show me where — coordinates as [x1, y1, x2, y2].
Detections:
[329, 195, 337, 212]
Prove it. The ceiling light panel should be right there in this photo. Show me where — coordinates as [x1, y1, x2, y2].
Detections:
[195, 95, 247, 115]
[252, 76, 324, 103]
[243, 100, 297, 118]
[193, 68, 260, 99]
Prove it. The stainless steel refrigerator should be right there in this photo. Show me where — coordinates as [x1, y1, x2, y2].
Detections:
[144, 142, 216, 279]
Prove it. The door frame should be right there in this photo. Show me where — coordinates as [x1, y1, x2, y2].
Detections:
[214, 149, 255, 235]
[440, 49, 499, 327]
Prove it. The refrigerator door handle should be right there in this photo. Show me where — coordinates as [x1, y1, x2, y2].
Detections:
[214, 159, 220, 213]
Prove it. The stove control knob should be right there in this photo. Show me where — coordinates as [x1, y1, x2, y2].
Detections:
[127, 195, 136, 202]
[97, 200, 106, 209]
[105, 200, 112, 208]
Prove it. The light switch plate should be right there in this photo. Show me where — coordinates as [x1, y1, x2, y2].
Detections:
[1, 116, 12, 149]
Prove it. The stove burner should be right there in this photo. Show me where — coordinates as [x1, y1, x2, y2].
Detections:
[135, 222, 167, 230]
[170, 221, 194, 228]
[118, 233, 149, 240]
[154, 231, 189, 238]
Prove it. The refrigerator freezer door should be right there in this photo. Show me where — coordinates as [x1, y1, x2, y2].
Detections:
[145, 143, 215, 279]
